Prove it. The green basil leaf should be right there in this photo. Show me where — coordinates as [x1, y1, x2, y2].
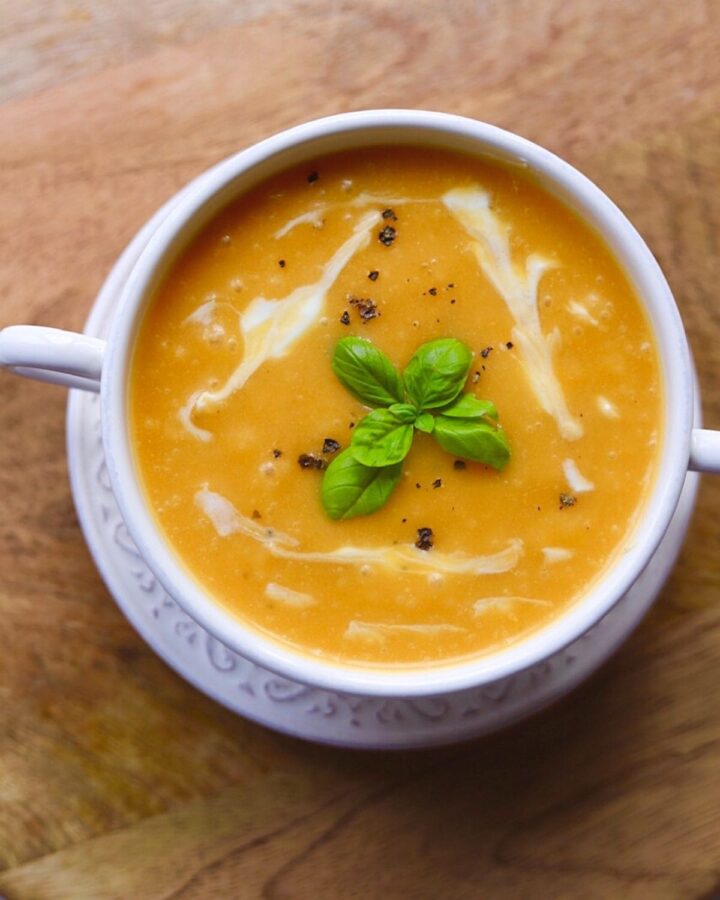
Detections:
[387, 402, 418, 424]
[433, 417, 511, 469]
[439, 394, 498, 420]
[321, 449, 403, 520]
[332, 337, 404, 408]
[350, 408, 415, 467]
[414, 412, 435, 434]
[403, 338, 473, 410]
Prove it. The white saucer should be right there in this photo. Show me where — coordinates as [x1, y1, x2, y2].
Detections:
[66, 189, 700, 749]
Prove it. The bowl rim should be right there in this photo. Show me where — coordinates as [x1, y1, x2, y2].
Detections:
[101, 109, 693, 697]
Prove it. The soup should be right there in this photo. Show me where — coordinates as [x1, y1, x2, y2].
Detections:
[129, 146, 662, 667]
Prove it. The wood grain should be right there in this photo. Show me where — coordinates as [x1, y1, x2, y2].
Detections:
[1, 1, 719, 897]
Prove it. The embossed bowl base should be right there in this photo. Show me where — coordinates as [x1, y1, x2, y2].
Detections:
[66, 187, 700, 749]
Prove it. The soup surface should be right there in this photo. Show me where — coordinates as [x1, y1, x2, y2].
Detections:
[130, 146, 662, 667]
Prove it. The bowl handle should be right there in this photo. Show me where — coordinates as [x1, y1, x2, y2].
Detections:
[690, 429, 720, 474]
[0, 325, 105, 392]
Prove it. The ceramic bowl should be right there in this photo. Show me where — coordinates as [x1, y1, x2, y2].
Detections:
[2, 110, 718, 700]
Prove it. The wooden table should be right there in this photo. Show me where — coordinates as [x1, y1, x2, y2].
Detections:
[1, 2, 719, 896]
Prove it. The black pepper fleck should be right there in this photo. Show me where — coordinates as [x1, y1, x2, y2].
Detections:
[307, 171, 319, 183]
[322, 437, 341, 455]
[432, 478, 442, 489]
[378, 225, 396, 246]
[298, 453, 327, 471]
[349, 422, 355, 429]
[368, 270, 379, 281]
[251, 510, 262, 520]
[447, 282, 455, 289]
[453, 459, 466, 470]
[349, 296, 380, 322]
[415, 482, 421, 489]
[272, 449, 282, 458]
[415, 527, 434, 551]
[480, 346, 493, 359]
[506, 341, 514, 349]
[401, 517, 407, 523]
[471, 371, 481, 383]
[428, 287, 437, 296]
[278, 259, 286, 268]
[450, 298, 456, 304]
[559, 493, 577, 509]
[340, 310, 350, 325]
[381, 208, 397, 220]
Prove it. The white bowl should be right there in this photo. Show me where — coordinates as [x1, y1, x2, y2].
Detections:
[2, 110, 719, 702]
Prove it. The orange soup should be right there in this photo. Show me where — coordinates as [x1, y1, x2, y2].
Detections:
[130, 146, 662, 667]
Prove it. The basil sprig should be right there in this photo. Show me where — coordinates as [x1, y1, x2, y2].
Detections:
[321, 336, 510, 520]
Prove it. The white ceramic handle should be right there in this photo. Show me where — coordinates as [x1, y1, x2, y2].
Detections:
[0, 326, 106, 392]
[689, 429, 720, 474]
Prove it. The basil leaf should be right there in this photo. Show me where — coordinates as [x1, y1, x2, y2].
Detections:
[415, 412, 435, 434]
[433, 417, 510, 469]
[350, 408, 414, 467]
[387, 402, 418, 424]
[403, 338, 473, 409]
[332, 337, 404, 408]
[439, 394, 498, 420]
[321, 449, 403, 520]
